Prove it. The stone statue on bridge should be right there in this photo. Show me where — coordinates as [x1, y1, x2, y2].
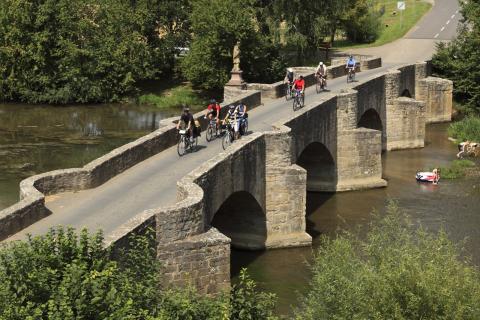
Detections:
[232, 42, 241, 72]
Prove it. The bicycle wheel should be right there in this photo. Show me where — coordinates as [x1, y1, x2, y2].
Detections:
[243, 119, 248, 135]
[222, 130, 233, 150]
[206, 125, 214, 142]
[301, 94, 305, 108]
[316, 80, 321, 94]
[285, 85, 291, 101]
[292, 97, 297, 111]
[177, 136, 186, 156]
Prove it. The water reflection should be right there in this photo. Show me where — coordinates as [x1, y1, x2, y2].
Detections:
[0, 103, 182, 210]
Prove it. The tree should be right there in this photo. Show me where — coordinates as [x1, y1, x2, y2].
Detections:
[181, 0, 286, 90]
[344, 0, 381, 43]
[0, 0, 171, 104]
[295, 202, 480, 319]
[432, 0, 480, 113]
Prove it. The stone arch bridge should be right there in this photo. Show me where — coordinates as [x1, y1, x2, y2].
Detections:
[0, 61, 452, 294]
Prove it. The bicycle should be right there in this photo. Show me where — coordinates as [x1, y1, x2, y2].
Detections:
[292, 89, 304, 111]
[285, 82, 294, 101]
[205, 117, 219, 142]
[222, 120, 235, 150]
[347, 67, 355, 83]
[316, 74, 326, 93]
[239, 115, 248, 136]
[177, 129, 198, 156]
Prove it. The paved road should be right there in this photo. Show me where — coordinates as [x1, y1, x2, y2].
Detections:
[351, 0, 460, 63]
[406, 0, 461, 41]
[6, 0, 461, 241]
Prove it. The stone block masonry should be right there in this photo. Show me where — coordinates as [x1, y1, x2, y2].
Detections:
[386, 97, 426, 150]
[417, 77, 453, 123]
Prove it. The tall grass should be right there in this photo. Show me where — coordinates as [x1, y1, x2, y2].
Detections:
[138, 85, 208, 109]
[448, 116, 480, 142]
[437, 159, 476, 179]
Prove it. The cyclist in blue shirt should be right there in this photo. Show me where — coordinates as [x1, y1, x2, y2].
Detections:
[346, 55, 356, 75]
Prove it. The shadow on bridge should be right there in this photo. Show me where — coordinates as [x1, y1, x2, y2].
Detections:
[210, 191, 267, 251]
[296, 142, 337, 192]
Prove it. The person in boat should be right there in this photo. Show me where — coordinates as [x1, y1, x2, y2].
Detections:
[432, 168, 440, 185]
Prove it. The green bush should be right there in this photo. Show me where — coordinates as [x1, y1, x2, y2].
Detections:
[0, 227, 277, 319]
[344, 0, 381, 43]
[295, 201, 480, 320]
[448, 116, 480, 142]
[438, 159, 476, 179]
[0, 0, 169, 104]
[139, 85, 208, 109]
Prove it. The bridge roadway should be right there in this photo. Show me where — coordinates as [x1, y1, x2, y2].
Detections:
[7, 0, 460, 241]
[8, 64, 397, 241]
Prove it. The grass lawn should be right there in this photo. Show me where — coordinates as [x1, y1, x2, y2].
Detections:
[334, 0, 432, 49]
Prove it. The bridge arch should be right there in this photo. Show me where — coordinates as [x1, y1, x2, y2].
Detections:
[358, 108, 383, 132]
[210, 191, 266, 250]
[296, 142, 337, 192]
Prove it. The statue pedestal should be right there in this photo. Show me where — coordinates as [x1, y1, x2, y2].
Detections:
[224, 70, 246, 102]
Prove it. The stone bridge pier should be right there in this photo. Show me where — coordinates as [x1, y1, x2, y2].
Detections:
[152, 61, 453, 294]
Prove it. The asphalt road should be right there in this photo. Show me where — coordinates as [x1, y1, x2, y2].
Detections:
[6, 0, 462, 241]
[351, 0, 460, 63]
[406, 0, 461, 41]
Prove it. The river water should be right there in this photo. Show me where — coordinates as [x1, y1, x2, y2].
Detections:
[232, 123, 480, 315]
[0, 103, 181, 210]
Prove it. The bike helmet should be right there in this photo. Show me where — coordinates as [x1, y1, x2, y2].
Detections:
[210, 99, 216, 104]
[287, 67, 293, 73]
[319, 62, 323, 66]
[229, 105, 235, 110]
[299, 75, 304, 80]
[182, 104, 190, 112]
[349, 55, 353, 59]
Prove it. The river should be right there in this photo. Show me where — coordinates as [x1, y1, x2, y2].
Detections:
[232, 123, 480, 315]
[0, 103, 181, 211]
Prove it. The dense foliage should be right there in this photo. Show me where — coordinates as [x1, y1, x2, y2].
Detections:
[0, 0, 385, 101]
[448, 116, 480, 142]
[0, 0, 178, 104]
[295, 202, 480, 319]
[432, 0, 480, 114]
[0, 227, 277, 319]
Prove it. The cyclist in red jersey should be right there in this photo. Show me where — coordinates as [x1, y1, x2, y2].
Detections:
[293, 75, 305, 95]
[205, 99, 221, 128]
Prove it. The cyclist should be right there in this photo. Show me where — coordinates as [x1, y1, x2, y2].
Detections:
[315, 61, 327, 87]
[345, 55, 356, 76]
[284, 68, 295, 91]
[176, 106, 196, 141]
[205, 98, 221, 129]
[293, 75, 305, 97]
[223, 105, 240, 139]
[236, 102, 248, 135]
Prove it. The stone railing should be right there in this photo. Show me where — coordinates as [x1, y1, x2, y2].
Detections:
[0, 90, 262, 241]
[245, 56, 382, 100]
